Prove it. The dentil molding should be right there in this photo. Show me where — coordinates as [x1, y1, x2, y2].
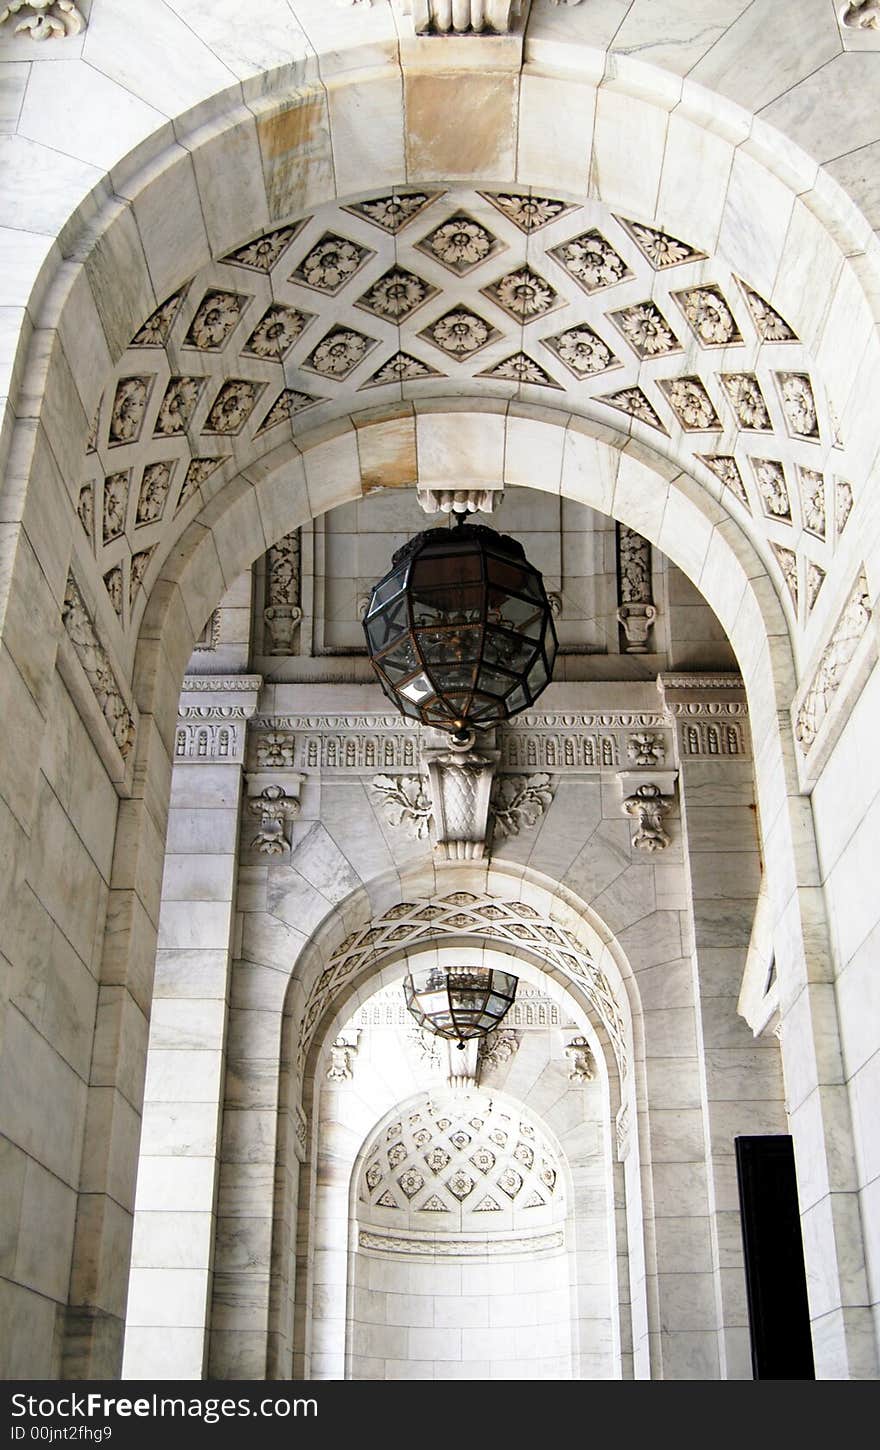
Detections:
[341, 1, 584, 34]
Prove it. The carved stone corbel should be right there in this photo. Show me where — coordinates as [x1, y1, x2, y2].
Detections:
[423, 735, 499, 860]
[564, 1035, 595, 1082]
[622, 783, 671, 852]
[247, 774, 305, 854]
[445, 1038, 479, 1091]
[417, 487, 503, 515]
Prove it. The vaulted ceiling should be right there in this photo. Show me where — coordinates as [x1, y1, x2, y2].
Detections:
[78, 185, 855, 651]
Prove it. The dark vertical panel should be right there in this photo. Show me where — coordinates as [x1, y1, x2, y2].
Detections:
[735, 1134, 815, 1379]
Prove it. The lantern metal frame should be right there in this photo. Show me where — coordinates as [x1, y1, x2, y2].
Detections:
[363, 517, 557, 742]
[403, 964, 519, 1048]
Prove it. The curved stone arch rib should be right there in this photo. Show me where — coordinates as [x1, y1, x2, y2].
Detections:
[293, 888, 631, 1083]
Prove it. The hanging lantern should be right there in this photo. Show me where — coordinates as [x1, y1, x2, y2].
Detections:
[403, 964, 518, 1048]
[363, 517, 557, 743]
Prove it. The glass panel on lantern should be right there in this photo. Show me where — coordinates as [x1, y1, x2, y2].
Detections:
[424, 699, 455, 725]
[476, 664, 519, 699]
[526, 654, 550, 698]
[400, 671, 434, 704]
[368, 568, 408, 614]
[411, 551, 483, 590]
[482, 627, 537, 673]
[378, 635, 419, 675]
[366, 598, 408, 652]
[505, 683, 528, 714]
[432, 663, 478, 693]
[420, 624, 482, 665]
[492, 592, 545, 636]
[411, 583, 483, 626]
[469, 695, 504, 722]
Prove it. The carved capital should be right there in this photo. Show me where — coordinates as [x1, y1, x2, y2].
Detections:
[616, 602, 657, 651]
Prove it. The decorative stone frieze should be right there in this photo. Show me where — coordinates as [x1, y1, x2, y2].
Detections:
[247, 780, 304, 854]
[503, 712, 671, 772]
[424, 740, 499, 860]
[491, 773, 554, 838]
[564, 1036, 596, 1082]
[183, 674, 263, 693]
[795, 572, 873, 755]
[658, 674, 751, 760]
[617, 525, 657, 653]
[0, 2, 84, 40]
[359, 1228, 564, 1256]
[622, 783, 671, 852]
[175, 707, 250, 764]
[61, 576, 136, 762]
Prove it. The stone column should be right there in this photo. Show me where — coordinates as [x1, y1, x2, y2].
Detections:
[121, 677, 260, 1379]
[660, 675, 787, 1379]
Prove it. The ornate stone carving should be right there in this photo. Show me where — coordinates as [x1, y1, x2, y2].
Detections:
[660, 376, 720, 431]
[617, 218, 706, 269]
[491, 773, 553, 837]
[698, 455, 751, 512]
[738, 284, 797, 342]
[600, 387, 668, 433]
[184, 290, 248, 351]
[752, 458, 792, 521]
[291, 233, 373, 294]
[548, 229, 631, 293]
[778, 372, 819, 438]
[841, 2, 880, 29]
[135, 461, 175, 527]
[798, 468, 826, 539]
[175, 707, 248, 764]
[417, 487, 502, 515]
[477, 352, 561, 388]
[610, 302, 680, 358]
[183, 674, 263, 693]
[615, 1102, 630, 1162]
[303, 326, 376, 379]
[131, 290, 186, 348]
[102, 472, 129, 543]
[478, 1028, 520, 1074]
[419, 307, 499, 358]
[396, 1, 537, 35]
[417, 214, 500, 274]
[721, 373, 771, 430]
[371, 774, 433, 838]
[424, 742, 499, 860]
[109, 377, 151, 446]
[772, 544, 799, 609]
[256, 388, 322, 433]
[263, 531, 302, 654]
[223, 224, 304, 273]
[357, 266, 437, 322]
[255, 731, 296, 768]
[795, 573, 873, 754]
[481, 191, 576, 232]
[564, 1036, 595, 1082]
[155, 377, 204, 436]
[204, 379, 264, 434]
[623, 783, 671, 852]
[361, 351, 443, 388]
[0, 1, 84, 39]
[542, 324, 617, 378]
[244, 303, 312, 361]
[77, 483, 94, 542]
[626, 732, 665, 766]
[481, 266, 559, 322]
[326, 1035, 358, 1083]
[674, 286, 741, 346]
[836, 478, 854, 535]
[617, 524, 657, 653]
[61, 576, 135, 760]
[343, 192, 440, 234]
[248, 783, 302, 854]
